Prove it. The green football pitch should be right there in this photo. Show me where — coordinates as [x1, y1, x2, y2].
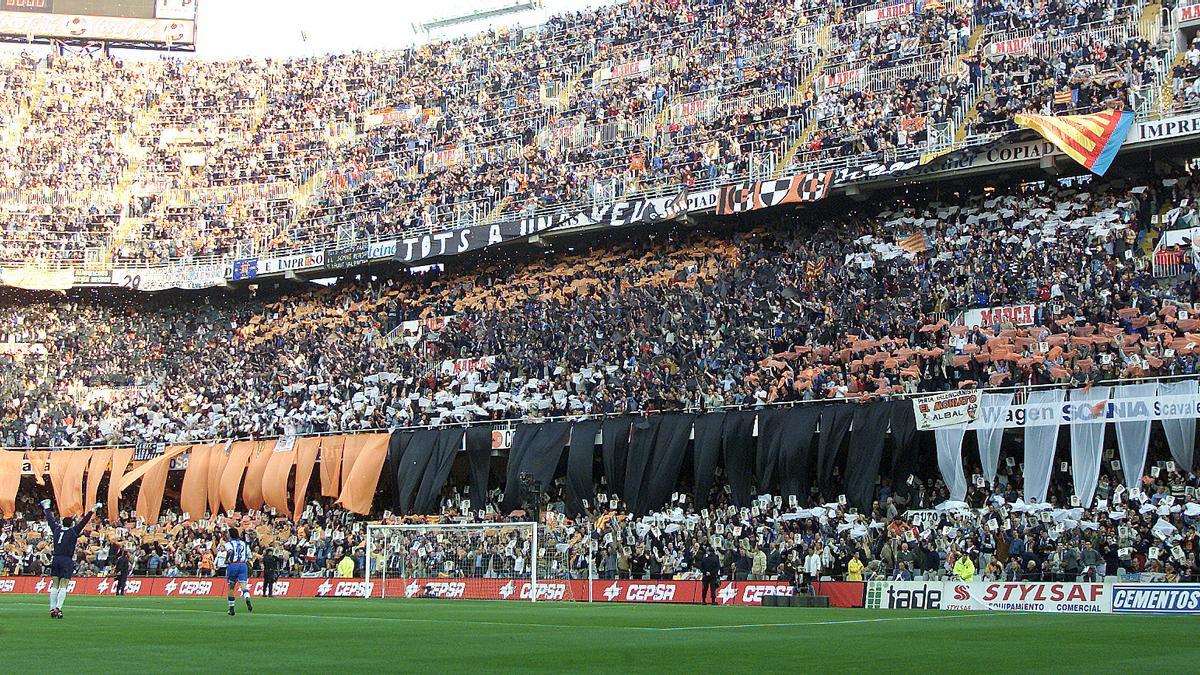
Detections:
[0, 595, 1196, 673]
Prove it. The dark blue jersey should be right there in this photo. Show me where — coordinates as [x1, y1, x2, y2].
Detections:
[45, 507, 92, 558]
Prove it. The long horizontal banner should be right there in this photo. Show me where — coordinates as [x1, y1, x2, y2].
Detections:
[869, 580, 1200, 614]
[968, 392, 1200, 429]
[0, 11, 195, 45]
[0, 576, 862, 606]
[867, 580, 1113, 613]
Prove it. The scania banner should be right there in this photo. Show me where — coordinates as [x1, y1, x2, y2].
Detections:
[912, 390, 981, 430]
[968, 393, 1200, 430]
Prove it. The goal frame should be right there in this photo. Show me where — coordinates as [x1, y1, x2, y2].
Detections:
[364, 521, 540, 601]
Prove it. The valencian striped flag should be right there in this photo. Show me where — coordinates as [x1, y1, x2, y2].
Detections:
[1012, 108, 1135, 177]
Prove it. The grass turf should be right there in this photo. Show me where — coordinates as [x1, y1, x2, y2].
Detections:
[0, 594, 1196, 673]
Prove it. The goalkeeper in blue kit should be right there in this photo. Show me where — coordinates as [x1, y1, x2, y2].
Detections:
[41, 498, 101, 619]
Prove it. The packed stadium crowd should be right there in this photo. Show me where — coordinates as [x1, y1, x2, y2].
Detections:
[3, 165, 1200, 449]
[2, 456, 1197, 585]
[0, 0, 1179, 269]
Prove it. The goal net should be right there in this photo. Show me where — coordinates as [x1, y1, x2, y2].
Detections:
[365, 522, 585, 601]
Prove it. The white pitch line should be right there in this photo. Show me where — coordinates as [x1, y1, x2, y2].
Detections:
[9, 602, 606, 631]
[645, 612, 999, 631]
[11, 601, 996, 632]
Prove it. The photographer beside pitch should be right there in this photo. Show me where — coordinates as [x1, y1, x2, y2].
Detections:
[41, 498, 101, 619]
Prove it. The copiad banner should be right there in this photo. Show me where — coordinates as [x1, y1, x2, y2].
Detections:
[912, 390, 981, 431]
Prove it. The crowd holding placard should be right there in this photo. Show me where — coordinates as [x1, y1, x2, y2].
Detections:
[4, 167, 1200, 449]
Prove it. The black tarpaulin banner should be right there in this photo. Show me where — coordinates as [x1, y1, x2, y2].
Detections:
[520, 421, 571, 502]
[565, 420, 602, 518]
[641, 414, 695, 514]
[502, 423, 540, 511]
[396, 429, 438, 514]
[465, 425, 493, 512]
[601, 416, 632, 497]
[778, 405, 820, 503]
[845, 403, 890, 512]
[623, 416, 661, 514]
[722, 410, 757, 508]
[385, 431, 413, 512]
[817, 403, 854, 490]
[755, 408, 785, 495]
[692, 414, 725, 508]
[414, 427, 465, 514]
[889, 399, 919, 495]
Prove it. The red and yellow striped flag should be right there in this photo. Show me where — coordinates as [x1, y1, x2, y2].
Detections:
[1012, 108, 1135, 176]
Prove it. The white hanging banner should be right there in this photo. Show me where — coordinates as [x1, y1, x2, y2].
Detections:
[1023, 389, 1064, 504]
[1070, 387, 1111, 508]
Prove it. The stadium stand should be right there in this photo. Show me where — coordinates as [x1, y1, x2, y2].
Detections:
[0, 0, 1186, 269]
[1, 0, 1200, 606]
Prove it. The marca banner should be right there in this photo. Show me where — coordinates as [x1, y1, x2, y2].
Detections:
[363, 107, 439, 130]
[858, 2, 914, 24]
[442, 355, 496, 375]
[1013, 109, 1135, 177]
[715, 171, 834, 215]
[1179, 0, 1200, 26]
[593, 58, 652, 85]
[959, 303, 1037, 328]
[969, 392, 1200, 430]
[987, 36, 1034, 56]
[912, 390, 981, 431]
[942, 581, 1109, 613]
[824, 66, 865, 89]
[673, 97, 717, 120]
[1111, 584, 1200, 614]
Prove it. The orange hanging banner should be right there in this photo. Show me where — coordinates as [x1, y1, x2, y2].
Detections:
[336, 434, 391, 515]
[0, 451, 23, 518]
[135, 446, 186, 524]
[107, 448, 134, 523]
[292, 437, 321, 521]
[262, 442, 296, 517]
[319, 436, 345, 498]
[179, 444, 213, 520]
[25, 450, 49, 486]
[219, 441, 256, 513]
[340, 435, 369, 490]
[207, 441, 231, 517]
[242, 440, 275, 511]
[85, 449, 112, 513]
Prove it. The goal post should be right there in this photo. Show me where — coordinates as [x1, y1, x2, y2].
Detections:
[365, 522, 585, 601]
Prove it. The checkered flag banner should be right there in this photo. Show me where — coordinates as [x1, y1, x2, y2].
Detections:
[717, 171, 832, 215]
